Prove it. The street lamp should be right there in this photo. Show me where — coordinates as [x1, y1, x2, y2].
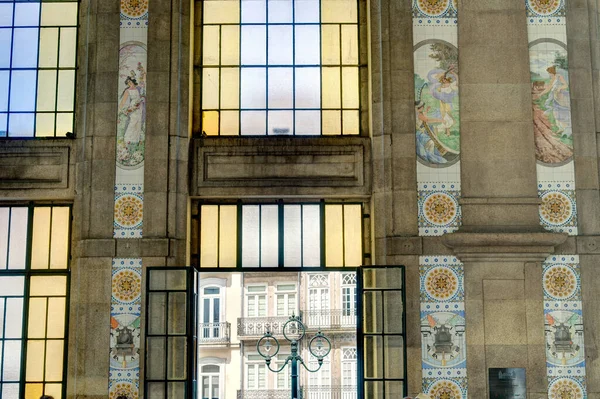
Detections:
[257, 315, 332, 399]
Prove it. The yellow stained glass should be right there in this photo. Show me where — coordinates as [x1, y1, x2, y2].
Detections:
[342, 67, 359, 108]
[36, 70, 57, 112]
[36, 114, 55, 137]
[220, 111, 239, 135]
[202, 111, 219, 136]
[38, 28, 59, 68]
[56, 113, 74, 137]
[45, 341, 64, 381]
[41, 3, 78, 26]
[343, 205, 362, 265]
[31, 207, 51, 269]
[221, 68, 240, 109]
[57, 70, 75, 112]
[30, 276, 67, 297]
[26, 340, 45, 381]
[25, 384, 43, 399]
[28, 298, 47, 339]
[200, 205, 219, 267]
[321, 25, 340, 65]
[322, 110, 341, 135]
[202, 69, 220, 109]
[321, 0, 357, 23]
[203, 26, 220, 65]
[341, 25, 359, 64]
[44, 384, 63, 399]
[343, 110, 359, 135]
[50, 207, 70, 269]
[325, 205, 344, 266]
[46, 298, 66, 339]
[322, 67, 341, 108]
[219, 206, 237, 267]
[59, 28, 77, 68]
[203, 0, 240, 24]
[221, 25, 240, 65]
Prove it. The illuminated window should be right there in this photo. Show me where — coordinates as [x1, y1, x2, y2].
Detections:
[0, 0, 78, 137]
[198, 0, 361, 136]
[194, 202, 363, 268]
[0, 205, 71, 399]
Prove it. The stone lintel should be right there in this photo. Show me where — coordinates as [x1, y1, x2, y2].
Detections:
[78, 238, 171, 258]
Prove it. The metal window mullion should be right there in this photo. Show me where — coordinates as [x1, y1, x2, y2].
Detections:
[318, 0, 323, 135]
[265, 0, 269, 136]
[218, 24, 222, 136]
[217, 205, 221, 268]
[338, 24, 343, 135]
[320, 201, 325, 267]
[291, 0, 296, 136]
[238, 1, 242, 136]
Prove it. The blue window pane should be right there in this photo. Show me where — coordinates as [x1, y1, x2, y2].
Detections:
[8, 112, 34, 137]
[13, 2, 40, 27]
[295, 26, 320, 65]
[0, 3, 13, 27]
[9, 70, 36, 111]
[241, 0, 266, 23]
[268, 0, 292, 23]
[12, 28, 39, 68]
[0, 28, 11, 68]
[294, 0, 319, 22]
[0, 113, 7, 137]
[0, 71, 9, 111]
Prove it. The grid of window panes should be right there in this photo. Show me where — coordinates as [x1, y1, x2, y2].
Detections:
[201, 0, 360, 136]
[197, 202, 363, 268]
[0, 205, 70, 399]
[0, 1, 78, 137]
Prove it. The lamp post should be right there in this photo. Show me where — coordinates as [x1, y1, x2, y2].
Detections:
[257, 315, 331, 399]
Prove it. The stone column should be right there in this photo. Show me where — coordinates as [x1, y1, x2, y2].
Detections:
[442, 1, 567, 398]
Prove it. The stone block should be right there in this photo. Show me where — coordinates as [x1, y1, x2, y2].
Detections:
[484, 299, 528, 345]
[485, 345, 529, 368]
[387, 237, 422, 255]
[0, 144, 70, 189]
[483, 279, 525, 300]
[79, 239, 116, 257]
[392, 189, 418, 236]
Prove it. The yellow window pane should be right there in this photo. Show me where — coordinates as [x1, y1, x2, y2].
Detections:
[202, 69, 220, 109]
[325, 205, 344, 267]
[322, 67, 341, 108]
[47, 297, 66, 339]
[343, 110, 359, 135]
[36, 70, 57, 112]
[342, 67, 359, 108]
[45, 341, 64, 381]
[56, 113, 74, 137]
[31, 207, 51, 269]
[59, 28, 77, 68]
[41, 3, 78, 26]
[26, 340, 45, 381]
[57, 70, 75, 112]
[28, 298, 47, 339]
[39, 28, 59, 68]
[200, 205, 219, 267]
[203, 25, 220, 66]
[322, 110, 341, 135]
[202, 111, 219, 136]
[30, 276, 67, 297]
[219, 206, 237, 268]
[36, 114, 55, 137]
[321, 25, 340, 65]
[220, 110, 239, 135]
[25, 384, 43, 399]
[344, 205, 362, 266]
[204, 0, 240, 24]
[321, 0, 357, 23]
[221, 67, 239, 109]
[221, 25, 240, 65]
[44, 384, 63, 399]
[341, 25, 358, 64]
[50, 207, 70, 269]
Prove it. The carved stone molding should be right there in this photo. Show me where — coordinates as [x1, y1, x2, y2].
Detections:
[0, 143, 70, 189]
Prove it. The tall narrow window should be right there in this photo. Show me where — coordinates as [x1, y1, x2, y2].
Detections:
[0, 205, 70, 399]
[199, 364, 221, 399]
[342, 347, 357, 398]
[199, 0, 360, 136]
[307, 273, 330, 328]
[276, 283, 297, 317]
[0, 1, 78, 137]
[200, 287, 222, 339]
[246, 285, 267, 317]
[341, 272, 357, 326]
[246, 355, 266, 389]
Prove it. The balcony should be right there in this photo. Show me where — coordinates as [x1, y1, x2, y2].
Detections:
[237, 389, 294, 399]
[198, 322, 231, 344]
[237, 387, 356, 399]
[237, 316, 291, 337]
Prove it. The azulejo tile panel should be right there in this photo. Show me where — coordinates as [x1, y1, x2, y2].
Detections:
[543, 255, 587, 398]
[418, 183, 461, 236]
[114, 184, 144, 238]
[420, 256, 468, 399]
[413, 0, 457, 24]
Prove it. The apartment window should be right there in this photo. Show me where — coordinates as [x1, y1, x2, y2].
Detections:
[246, 355, 266, 389]
[200, 286, 222, 339]
[197, 0, 361, 136]
[0, 1, 78, 137]
[199, 364, 221, 399]
[0, 205, 71, 399]
[341, 272, 356, 317]
[246, 285, 267, 317]
[195, 202, 364, 268]
[276, 283, 297, 317]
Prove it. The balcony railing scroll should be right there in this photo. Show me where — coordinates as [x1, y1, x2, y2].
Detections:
[238, 310, 356, 337]
[237, 316, 292, 337]
[237, 387, 356, 399]
[198, 322, 231, 343]
[237, 389, 298, 399]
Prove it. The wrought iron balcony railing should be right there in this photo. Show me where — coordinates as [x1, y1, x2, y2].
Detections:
[238, 310, 356, 337]
[237, 316, 291, 337]
[237, 389, 298, 399]
[198, 322, 230, 344]
[237, 387, 356, 399]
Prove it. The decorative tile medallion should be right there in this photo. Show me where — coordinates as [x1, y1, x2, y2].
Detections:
[413, 0, 457, 23]
[538, 185, 577, 234]
[418, 184, 461, 236]
[121, 0, 149, 19]
[114, 185, 144, 238]
[420, 257, 468, 399]
[526, 0, 565, 18]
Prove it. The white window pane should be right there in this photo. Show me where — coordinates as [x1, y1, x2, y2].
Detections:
[241, 68, 266, 108]
[0, 4, 13, 27]
[241, 26, 266, 65]
[268, 26, 292, 65]
[242, 0, 266, 22]
[295, 110, 320, 135]
[14, 3, 40, 26]
[268, 68, 293, 109]
[8, 113, 34, 137]
[0, 276, 24, 297]
[240, 111, 266, 135]
[269, 0, 292, 22]
[294, 0, 319, 22]
[303, 205, 321, 266]
[9, 70, 36, 111]
[295, 26, 320, 65]
[0, 29, 12, 69]
[0, 71, 9, 112]
[2, 383, 19, 399]
[284, 205, 302, 266]
[260, 205, 279, 267]
[12, 28, 39, 68]
[4, 298, 23, 339]
[8, 208, 28, 269]
[295, 67, 320, 108]
[242, 206, 260, 266]
[268, 110, 293, 135]
[2, 341, 21, 381]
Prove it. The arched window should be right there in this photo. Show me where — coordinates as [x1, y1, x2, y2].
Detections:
[199, 364, 222, 399]
[199, 278, 227, 341]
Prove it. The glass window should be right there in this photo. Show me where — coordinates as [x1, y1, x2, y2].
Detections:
[246, 286, 267, 317]
[0, 0, 78, 137]
[197, 0, 361, 136]
[276, 283, 297, 316]
[0, 205, 70, 399]
[245, 355, 266, 389]
[200, 364, 221, 399]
